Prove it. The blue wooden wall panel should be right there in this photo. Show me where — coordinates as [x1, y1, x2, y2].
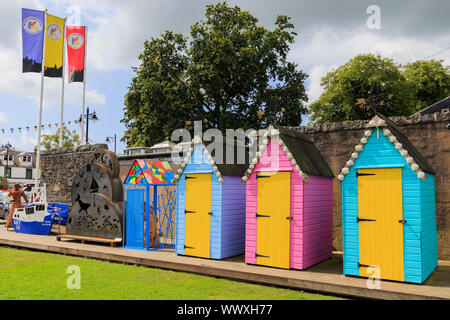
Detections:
[420, 174, 438, 282]
[342, 130, 426, 283]
[220, 176, 246, 258]
[176, 145, 217, 256]
[210, 174, 222, 259]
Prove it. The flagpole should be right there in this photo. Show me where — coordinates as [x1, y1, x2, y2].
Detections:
[59, 17, 67, 148]
[81, 26, 87, 144]
[35, 9, 47, 188]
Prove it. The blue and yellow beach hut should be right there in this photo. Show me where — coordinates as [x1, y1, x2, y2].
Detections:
[173, 137, 249, 260]
[337, 114, 438, 284]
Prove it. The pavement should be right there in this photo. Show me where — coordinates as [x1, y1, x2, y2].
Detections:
[0, 223, 448, 300]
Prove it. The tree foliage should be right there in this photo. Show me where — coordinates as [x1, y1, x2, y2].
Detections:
[41, 127, 81, 150]
[309, 54, 450, 124]
[309, 54, 415, 124]
[122, 2, 308, 147]
[402, 59, 450, 112]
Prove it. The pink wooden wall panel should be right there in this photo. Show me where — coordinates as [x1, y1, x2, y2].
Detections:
[245, 139, 305, 268]
[302, 175, 333, 268]
[245, 138, 333, 270]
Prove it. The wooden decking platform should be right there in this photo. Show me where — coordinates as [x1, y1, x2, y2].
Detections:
[0, 227, 448, 300]
[56, 234, 122, 248]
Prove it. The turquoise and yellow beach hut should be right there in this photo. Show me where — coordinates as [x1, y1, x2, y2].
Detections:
[338, 114, 438, 284]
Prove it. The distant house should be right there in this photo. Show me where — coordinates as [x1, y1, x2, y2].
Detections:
[0, 150, 36, 185]
[414, 96, 450, 116]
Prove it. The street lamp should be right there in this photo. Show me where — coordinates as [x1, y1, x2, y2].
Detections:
[79, 107, 99, 144]
[3, 142, 12, 179]
[105, 134, 117, 154]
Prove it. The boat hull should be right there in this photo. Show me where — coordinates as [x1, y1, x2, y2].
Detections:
[12, 204, 55, 236]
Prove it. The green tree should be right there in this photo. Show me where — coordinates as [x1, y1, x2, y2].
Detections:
[41, 127, 81, 150]
[0, 176, 8, 189]
[309, 54, 415, 124]
[402, 59, 450, 112]
[122, 2, 308, 147]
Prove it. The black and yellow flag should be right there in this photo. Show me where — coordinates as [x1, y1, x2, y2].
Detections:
[44, 14, 65, 77]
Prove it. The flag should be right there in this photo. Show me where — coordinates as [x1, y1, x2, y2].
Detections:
[66, 26, 86, 82]
[44, 14, 65, 77]
[22, 8, 45, 73]
[26, 127, 30, 132]
[34, 126, 38, 131]
[10, 128, 14, 133]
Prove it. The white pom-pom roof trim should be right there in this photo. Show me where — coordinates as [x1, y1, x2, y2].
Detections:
[337, 115, 427, 182]
[241, 125, 310, 183]
[172, 138, 225, 184]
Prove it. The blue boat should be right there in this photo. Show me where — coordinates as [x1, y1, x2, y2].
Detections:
[12, 185, 58, 236]
[12, 204, 57, 236]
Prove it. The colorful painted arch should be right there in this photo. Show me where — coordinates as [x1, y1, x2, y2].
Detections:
[124, 160, 175, 185]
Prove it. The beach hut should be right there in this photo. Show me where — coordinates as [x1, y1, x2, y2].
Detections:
[173, 137, 249, 259]
[123, 160, 176, 251]
[242, 125, 334, 270]
[337, 114, 438, 283]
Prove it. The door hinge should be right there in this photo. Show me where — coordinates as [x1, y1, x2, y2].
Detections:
[256, 214, 270, 218]
[357, 217, 376, 223]
[256, 253, 270, 258]
[286, 216, 293, 220]
[185, 210, 196, 214]
[184, 245, 195, 249]
[398, 219, 407, 224]
[356, 172, 376, 178]
[358, 262, 372, 268]
[257, 175, 271, 179]
[208, 212, 213, 216]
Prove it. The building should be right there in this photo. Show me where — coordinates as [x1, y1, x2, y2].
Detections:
[414, 96, 450, 116]
[0, 150, 36, 185]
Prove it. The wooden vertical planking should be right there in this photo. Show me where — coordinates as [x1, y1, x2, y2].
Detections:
[256, 171, 290, 269]
[245, 139, 296, 266]
[220, 176, 246, 259]
[358, 168, 404, 282]
[342, 129, 437, 283]
[302, 175, 333, 269]
[184, 173, 211, 258]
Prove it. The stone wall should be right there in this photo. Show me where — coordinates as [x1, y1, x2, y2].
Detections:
[294, 111, 449, 260]
[39, 112, 449, 259]
[40, 144, 108, 204]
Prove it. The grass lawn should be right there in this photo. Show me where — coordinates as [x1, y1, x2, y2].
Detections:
[0, 247, 343, 300]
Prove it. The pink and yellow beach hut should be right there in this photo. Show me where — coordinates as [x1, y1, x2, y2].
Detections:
[242, 125, 334, 270]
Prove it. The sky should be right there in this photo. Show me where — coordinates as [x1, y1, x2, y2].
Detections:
[0, 0, 449, 154]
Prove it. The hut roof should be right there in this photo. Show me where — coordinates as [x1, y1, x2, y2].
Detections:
[337, 113, 435, 182]
[242, 125, 334, 183]
[173, 137, 249, 184]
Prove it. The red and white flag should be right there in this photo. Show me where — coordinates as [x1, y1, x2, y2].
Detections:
[66, 26, 86, 83]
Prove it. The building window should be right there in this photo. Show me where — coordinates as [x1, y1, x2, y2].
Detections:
[26, 168, 32, 180]
[5, 167, 11, 178]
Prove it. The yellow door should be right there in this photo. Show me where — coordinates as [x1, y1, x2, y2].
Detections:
[184, 174, 211, 258]
[256, 171, 291, 269]
[358, 168, 404, 281]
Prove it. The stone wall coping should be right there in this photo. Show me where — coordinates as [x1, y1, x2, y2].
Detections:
[294, 111, 449, 134]
[41, 144, 108, 156]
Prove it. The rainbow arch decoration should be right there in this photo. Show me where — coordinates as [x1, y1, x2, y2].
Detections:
[124, 160, 175, 185]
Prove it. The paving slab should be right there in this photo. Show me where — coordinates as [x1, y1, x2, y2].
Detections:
[0, 228, 448, 300]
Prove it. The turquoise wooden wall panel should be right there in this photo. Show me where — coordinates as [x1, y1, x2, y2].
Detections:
[420, 175, 438, 282]
[342, 130, 428, 283]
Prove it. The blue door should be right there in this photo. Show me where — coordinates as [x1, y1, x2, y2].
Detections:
[125, 188, 145, 250]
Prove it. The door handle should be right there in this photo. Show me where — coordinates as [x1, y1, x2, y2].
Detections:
[398, 220, 407, 224]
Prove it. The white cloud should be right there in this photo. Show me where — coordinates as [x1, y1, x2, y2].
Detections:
[292, 27, 450, 104]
